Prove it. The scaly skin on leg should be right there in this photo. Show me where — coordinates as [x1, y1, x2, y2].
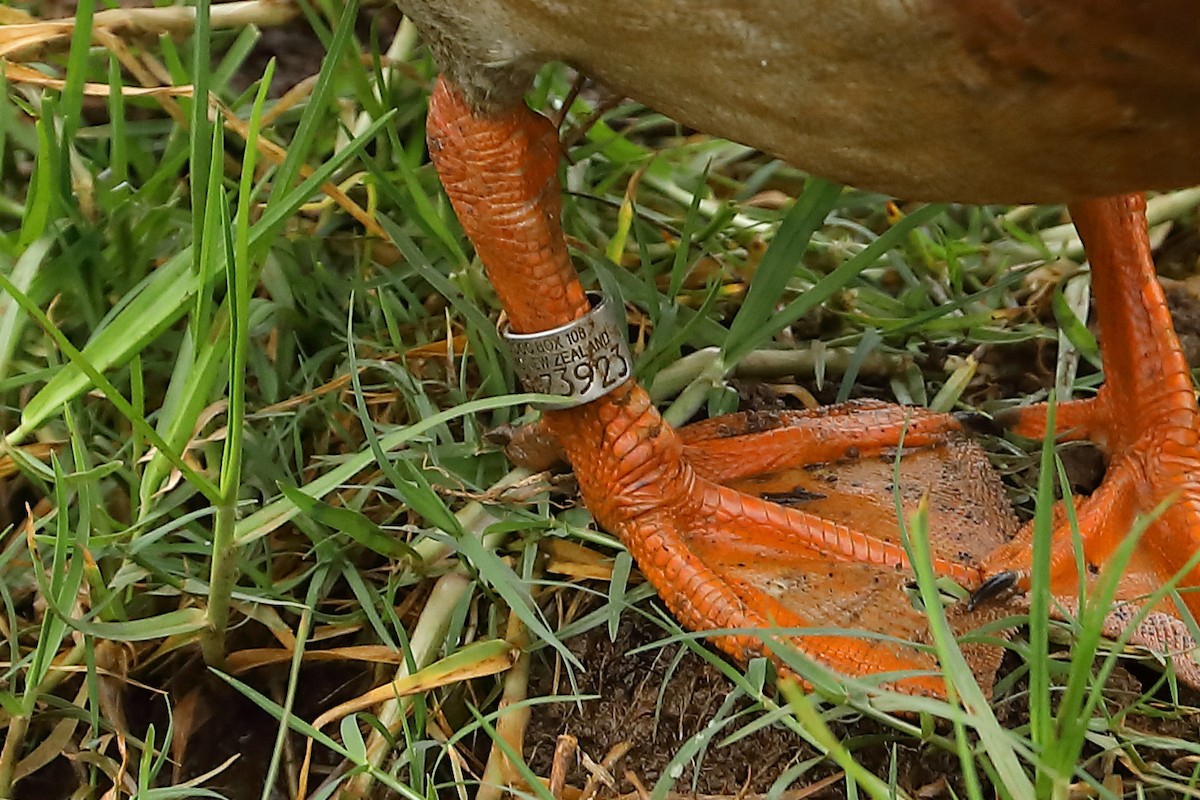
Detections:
[982, 195, 1200, 626]
[992, 396, 1103, 445]
[425, 78, 994, 696]
[677, 399, 967, 484]
[497, 398, 969, 482]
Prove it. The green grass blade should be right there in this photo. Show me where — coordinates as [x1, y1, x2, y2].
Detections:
[9, 113, 395, 446]
[0, 268, 221, 502]
[0, 238, 49, 382]
[280, 484, 419, 561]
[233, 393, 549, 546]
[1028, 396, 1057, 797]
[722, 177, 841, 367]
[267, 0, 361, 213]
[17, 117, 56, 249]
[893, 423, 1035, 799]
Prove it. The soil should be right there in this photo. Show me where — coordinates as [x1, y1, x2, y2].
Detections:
[519, 596, 1200, 799]
[521, 606, 962, 798]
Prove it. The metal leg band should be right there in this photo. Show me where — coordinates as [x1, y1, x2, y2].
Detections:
[500, 292, 632, 408]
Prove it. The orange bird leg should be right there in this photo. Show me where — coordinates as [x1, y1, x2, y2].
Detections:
[991, 396, 1103, 444]
[980, 195, 1200, 666]
[425, 78, 1009, 697]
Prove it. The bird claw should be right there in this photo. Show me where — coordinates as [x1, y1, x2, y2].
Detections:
[967, 570, 1021, 611]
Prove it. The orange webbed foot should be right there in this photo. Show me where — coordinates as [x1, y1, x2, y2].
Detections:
[551, 387, 1018, 697]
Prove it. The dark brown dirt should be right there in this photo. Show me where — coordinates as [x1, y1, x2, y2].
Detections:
[522, 604, 970, 799]
[520, 595, 1200, 799]
[12, 643, 374, 800]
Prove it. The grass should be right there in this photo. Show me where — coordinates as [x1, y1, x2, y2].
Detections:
[1, 2, 1200, 798]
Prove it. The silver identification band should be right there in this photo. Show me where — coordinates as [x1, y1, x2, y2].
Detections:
[500, 292, 632, 408]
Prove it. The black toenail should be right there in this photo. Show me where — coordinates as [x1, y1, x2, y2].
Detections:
[967, 571, 1019, 611]
[953, 410, 1003, 436]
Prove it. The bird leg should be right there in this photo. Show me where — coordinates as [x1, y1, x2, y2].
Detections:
[425, 77, 1017, 697]
[979, 195, 1200, 673]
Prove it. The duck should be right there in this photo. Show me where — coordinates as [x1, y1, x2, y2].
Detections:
[395, 0, 1200, 695]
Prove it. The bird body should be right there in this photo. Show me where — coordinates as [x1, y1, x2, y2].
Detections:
[401, 0, 1200, 202]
